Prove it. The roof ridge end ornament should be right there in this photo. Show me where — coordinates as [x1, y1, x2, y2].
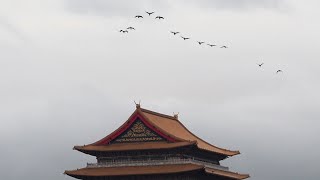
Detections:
[173, 112, 179, 119]
[134, 100, 141, 109]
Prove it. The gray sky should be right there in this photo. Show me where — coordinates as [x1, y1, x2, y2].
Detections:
[0, 0, 319, 179]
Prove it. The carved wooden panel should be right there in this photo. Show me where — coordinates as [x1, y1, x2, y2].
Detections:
[112, 119, 164, 143]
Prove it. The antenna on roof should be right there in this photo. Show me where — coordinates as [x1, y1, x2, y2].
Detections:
[173, 112, 179, 119]
[134, 100, 141, 109]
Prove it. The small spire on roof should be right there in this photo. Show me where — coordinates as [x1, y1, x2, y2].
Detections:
[134, 100, 141, 109]
[173, 112, 179, 119]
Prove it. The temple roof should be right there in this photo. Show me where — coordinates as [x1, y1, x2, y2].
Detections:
[75, 106, 239, 156]
[64, 164, 249, 180]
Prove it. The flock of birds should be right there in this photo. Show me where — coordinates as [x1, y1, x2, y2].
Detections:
[119, 11, 229, 48]
[118, 11, 283, 74]
[257, 63, 283, 73]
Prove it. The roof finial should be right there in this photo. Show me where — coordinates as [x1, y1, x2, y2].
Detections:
[173, 112, 179, 119]
[134, 100, 141, 109]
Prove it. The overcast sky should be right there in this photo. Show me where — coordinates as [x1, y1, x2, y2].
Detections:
[1, 0, 320, 180]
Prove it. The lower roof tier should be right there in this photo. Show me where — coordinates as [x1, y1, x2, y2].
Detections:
[74, 141, 228, 161]
[65, 164, 249, 180]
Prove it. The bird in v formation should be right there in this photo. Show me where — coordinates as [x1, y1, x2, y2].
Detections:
[207, 44, 216, 47]
[145, 11, 155, 16]
[119, 30, 128, 33]
[133, 11, 228, 49]
[170, 31, 179, 35]
[155, 16, 164, 20]
[181, 36, 190, 40]
[256, 63, 283, 74]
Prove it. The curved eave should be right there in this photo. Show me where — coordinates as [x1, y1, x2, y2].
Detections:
[198, 146, 240, 157]
[64, 164, 249, 180]
[74, 141, 196, 155]
[205, 168, 250, 180]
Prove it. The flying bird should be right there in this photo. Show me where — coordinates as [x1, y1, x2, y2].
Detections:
[170, 31, 179, 35]
[181, 36, 190, 40]
[207, 44, 216, 47]
[119, 30, 128, 33]
[220, 46, 228, 48]
[276, 70, 283, 73]
[155, 16, 164, 20]
[127, 27, 135, 30]
[135, 15, 143, 18]
[197, 41, 205, 45]
[145, 11, 155, 16]
[258, 63, 264, 67]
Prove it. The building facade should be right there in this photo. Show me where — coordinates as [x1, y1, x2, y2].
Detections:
[65, 105, 249, 180]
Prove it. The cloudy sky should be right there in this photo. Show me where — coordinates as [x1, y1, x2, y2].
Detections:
[1, 0, 320, 179]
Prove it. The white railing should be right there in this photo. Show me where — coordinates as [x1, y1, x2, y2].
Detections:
[87, 157, 228, 171]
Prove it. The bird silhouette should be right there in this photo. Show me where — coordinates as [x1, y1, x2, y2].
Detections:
[258, 63, 264, 67]
[220, 46, 228, 48]
[155, 16, 164, 19]
[145, 11, 155, 16]
[207, 44, 216, 47]
[135, 15, 143, 18]
[127, 27, 135, 30]
[119, 30, 128, 33]
[197, 41, 205, 45]
[181, 36, 190, 40]
[276, 70, 283, 73]
[170, 31, 179, 35]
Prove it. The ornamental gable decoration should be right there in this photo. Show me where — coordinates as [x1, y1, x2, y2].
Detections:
[111, 118, 164, 143]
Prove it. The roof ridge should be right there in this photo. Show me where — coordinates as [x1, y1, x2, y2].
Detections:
[89, 109, 140, 146]
[140, 108, 177, 120]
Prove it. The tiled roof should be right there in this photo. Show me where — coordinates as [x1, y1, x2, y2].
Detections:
[65, 164, 249, 179]
[140, 108, 240, 156]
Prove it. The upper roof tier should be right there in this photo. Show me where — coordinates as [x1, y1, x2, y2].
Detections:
[140, 108, 239, 156]
[75, 106, 239, 156]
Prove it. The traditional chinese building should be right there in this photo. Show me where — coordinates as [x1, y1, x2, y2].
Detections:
[65, 105, 249, 180]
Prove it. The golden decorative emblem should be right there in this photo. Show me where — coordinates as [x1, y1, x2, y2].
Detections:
[132, 121, 145, 133]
